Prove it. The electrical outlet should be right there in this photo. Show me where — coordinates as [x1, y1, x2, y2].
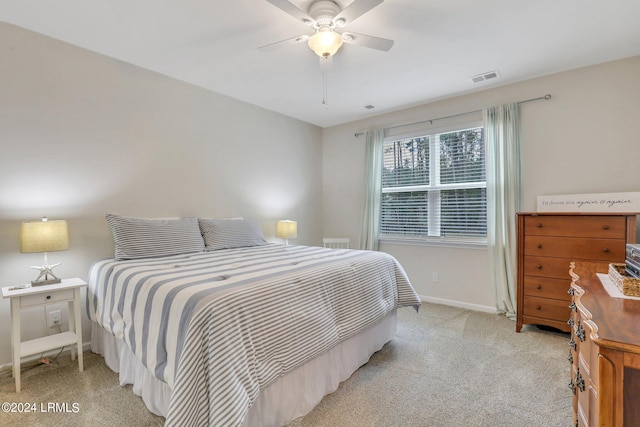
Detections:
[47, 310, 62, 328]
[432, 272, 439, 283]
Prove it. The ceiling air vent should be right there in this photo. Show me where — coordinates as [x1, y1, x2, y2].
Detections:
[355, 104, 376, 112]
[470, 70, 500, 83]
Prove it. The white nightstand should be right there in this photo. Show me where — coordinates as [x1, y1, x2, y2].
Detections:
[1, 277, 87, 392]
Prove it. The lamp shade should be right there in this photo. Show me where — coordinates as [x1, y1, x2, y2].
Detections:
[276, 220, 298, 240]
[20, 219, 69, 253]
[308, 29, 343, 58]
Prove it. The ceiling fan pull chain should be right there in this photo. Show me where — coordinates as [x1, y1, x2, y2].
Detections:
[322, 71, 328, 108]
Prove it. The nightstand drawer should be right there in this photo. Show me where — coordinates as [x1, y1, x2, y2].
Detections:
[20, 289, 74, 308]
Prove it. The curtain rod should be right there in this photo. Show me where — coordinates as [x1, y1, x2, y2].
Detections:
[354, 94, 551, 137]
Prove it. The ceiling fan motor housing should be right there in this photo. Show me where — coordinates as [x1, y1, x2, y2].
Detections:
[309, 0, 341, 29]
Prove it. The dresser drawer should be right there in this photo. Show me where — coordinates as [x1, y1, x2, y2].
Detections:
[522, 295, 572, 322]
[524, 236, 626, 261]
[577, 385, 598, 427]
[523, 276, 571, 301]
[576, 324, 596, 385]
[577, 312, 599, 388]
[523, 256, 576, 279]
[20, 289, 74, 308]
[524, 215, 627, 238]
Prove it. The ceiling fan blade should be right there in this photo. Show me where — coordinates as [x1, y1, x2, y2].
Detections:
[265, 0, 314, 25]
[333, 0, 383, 26]
[341, 31, 394, 51]
[258, 34, 309, 52]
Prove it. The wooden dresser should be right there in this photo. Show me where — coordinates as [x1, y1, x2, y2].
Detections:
[516, 213, 636, 332]
[569, 262, 640, 427]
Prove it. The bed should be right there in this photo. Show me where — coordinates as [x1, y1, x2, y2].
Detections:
[87, 215, 421, 426]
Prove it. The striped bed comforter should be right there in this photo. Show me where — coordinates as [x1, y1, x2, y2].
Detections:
[87, 244, 421, 426]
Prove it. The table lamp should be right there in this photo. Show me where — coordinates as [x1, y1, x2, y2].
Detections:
[20, 217, 69, 285]
[276, 220, 297, 245]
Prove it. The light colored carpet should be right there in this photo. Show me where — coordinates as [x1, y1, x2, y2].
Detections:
[0, 303, 571, 426]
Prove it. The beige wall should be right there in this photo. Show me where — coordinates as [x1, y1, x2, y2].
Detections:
[0, 23, 322, 367]
[2, 19, 639, 368]
[322, 55, 640, 311]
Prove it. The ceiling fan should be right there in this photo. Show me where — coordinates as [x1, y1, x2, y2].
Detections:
[259, 0, 394, 59]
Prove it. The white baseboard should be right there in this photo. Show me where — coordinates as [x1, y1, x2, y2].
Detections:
[420, 295, 497, 314]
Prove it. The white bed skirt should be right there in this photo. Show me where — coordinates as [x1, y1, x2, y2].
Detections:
[91, 310, 397, 426]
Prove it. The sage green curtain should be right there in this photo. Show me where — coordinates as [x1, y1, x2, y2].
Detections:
[359, 129, 384, 251]
[484, 103, 520, 319]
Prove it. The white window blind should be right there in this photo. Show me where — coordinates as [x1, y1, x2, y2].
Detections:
[380, 126, 486, 244]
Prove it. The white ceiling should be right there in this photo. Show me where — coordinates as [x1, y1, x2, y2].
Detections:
[2, 0, 640, 128]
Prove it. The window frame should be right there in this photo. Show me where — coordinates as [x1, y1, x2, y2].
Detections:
[379, 121, 487, 248]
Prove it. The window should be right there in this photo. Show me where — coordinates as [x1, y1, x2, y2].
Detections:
[380, 125, 486, 245]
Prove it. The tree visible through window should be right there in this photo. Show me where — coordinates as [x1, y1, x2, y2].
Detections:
[380, 126, 486, 243]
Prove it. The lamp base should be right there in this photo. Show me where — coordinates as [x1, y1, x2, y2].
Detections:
[29, 258, 62, 286]
[31, 278, 62, 286]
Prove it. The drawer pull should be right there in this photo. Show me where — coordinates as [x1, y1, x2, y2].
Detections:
[569, 340, 576, 351]
[535, 305, 541, 310]
[568, 379, 576, 395]
[603, 247, 610, 253]
[536, 264, 543, 270]
[46, 295, 51, 300]
[567, 317, 574, 327]
[536, 243, 542, 249]
[568, 287, 575, 296]
[603, 224, 610, 230]
[569, 302, 577, 312]
[567, 350, 573, 365]
[536, 223, 542, 228]
[536, 284, 542, 290]
[576, 324, 585, 342]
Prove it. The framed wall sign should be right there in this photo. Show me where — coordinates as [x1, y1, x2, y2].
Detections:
[537, 192, 640, 213]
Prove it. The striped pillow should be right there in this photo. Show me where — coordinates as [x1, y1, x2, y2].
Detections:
[106, 214, 205, 261]
[198, 218, 268, 251]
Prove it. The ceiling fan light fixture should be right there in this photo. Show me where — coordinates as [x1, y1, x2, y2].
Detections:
[308, 29, 343, 57]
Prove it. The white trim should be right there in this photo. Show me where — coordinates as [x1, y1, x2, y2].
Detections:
[420, 295, 497, 314]
[382, 181, 487, 193]
[380, 236, 487, 249]
[384, 119, 484, 141]
[380, 124, 486, 242]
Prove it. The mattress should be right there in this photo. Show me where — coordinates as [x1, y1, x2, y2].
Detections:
[87, 244, 420, 426]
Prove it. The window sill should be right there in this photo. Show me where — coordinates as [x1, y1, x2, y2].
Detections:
[379, 236, 487, 250]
